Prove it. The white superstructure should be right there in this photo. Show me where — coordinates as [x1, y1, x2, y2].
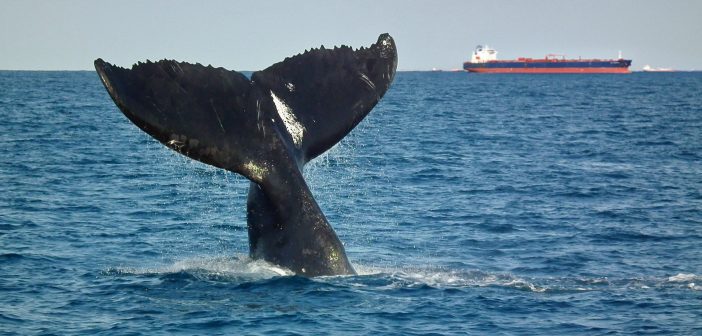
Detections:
[470, 45, 498, 63]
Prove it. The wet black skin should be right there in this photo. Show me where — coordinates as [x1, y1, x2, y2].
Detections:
[94, 34, 397, 276]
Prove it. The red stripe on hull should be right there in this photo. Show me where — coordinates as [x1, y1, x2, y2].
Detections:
[467, 67, 631, 74]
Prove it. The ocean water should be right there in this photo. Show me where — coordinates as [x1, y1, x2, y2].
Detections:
[1, 70, 701, 335]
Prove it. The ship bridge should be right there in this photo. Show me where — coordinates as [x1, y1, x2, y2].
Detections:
[471, 45, 498, 63]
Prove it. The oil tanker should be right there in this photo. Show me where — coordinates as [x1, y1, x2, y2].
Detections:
[463, 45, 632, 74]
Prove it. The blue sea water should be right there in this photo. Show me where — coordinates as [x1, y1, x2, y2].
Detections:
[1, 70, 701, 335]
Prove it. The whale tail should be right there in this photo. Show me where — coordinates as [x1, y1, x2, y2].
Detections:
[94, 34, 397, 276]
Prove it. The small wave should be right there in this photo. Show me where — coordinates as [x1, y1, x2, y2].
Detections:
[0, 253, 24, 260]
[0, 224, 20, 231]
[0, 312, 25, 323]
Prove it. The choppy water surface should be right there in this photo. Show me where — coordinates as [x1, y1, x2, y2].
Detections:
[1, 71, 701, 334]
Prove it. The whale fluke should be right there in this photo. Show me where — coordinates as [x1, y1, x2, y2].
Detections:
[95, 34, 397, 276]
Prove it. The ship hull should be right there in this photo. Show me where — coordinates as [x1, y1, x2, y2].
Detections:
[464, 59, 632, 74]
[467, 67, 631, 74]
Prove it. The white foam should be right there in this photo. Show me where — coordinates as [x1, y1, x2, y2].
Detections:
[666, 273, 702, 291]
[668, 273, 698, 282]
[354, 265, 548, 292]
[111, 255, 294, 280]
[110, 259, 701, 293]
[270, 91, 305, 147]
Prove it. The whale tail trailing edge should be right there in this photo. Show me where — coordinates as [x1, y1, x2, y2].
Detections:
[95, 34, 397, 276]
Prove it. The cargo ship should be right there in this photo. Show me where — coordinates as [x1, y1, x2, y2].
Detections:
[463, 45, 632, 74]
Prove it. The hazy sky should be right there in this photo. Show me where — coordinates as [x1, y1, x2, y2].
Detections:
[2, 0, 701, 71]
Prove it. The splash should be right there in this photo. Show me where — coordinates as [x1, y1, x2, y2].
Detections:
[108, 255, 294, 281]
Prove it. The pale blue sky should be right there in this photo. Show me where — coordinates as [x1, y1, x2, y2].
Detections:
[1, 0, 701, 71]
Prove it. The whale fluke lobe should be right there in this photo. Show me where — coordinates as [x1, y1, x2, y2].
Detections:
[93, 59, 259, 180]
[253, 33, 397, 161]
[95, 34, 397, 276]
